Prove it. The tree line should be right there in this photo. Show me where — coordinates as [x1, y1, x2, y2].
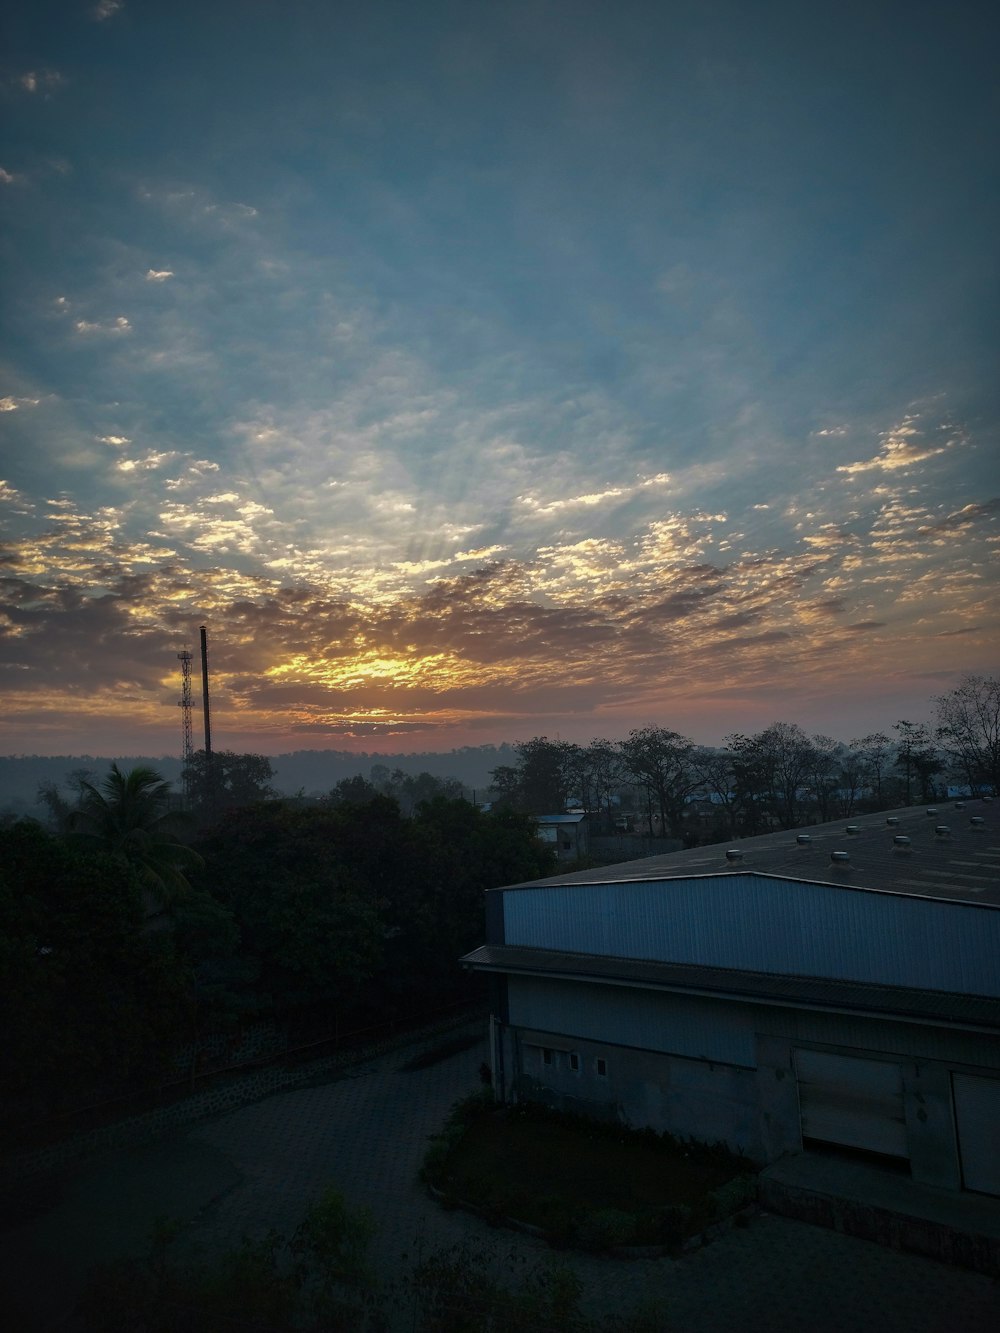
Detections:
[488, 675, 1000, 839]
[2, 767, 553, 1139]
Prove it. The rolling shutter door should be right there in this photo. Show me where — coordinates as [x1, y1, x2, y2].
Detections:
[952, 1074, 1000, 1197]
[795, 1049, 907, 1159]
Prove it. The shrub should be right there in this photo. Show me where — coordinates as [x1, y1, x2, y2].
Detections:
[421, 1090, 495, 1188]
[404, 1242, 587, 1333]
[706, 1174, 757, 1220]
[77, 1189, 384, 1333]
[421, 1093, 758, 1254]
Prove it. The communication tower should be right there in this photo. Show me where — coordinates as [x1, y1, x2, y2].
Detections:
[200, 624, 213, 756]
[177, 647, 194, 803]
[177, 648, 194, 764]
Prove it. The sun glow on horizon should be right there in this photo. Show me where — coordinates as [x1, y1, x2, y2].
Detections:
[265, 649, 466, 692]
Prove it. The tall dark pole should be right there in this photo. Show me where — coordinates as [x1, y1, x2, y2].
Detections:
[199, 624, 213, 756]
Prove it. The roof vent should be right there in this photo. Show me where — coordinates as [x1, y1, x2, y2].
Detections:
[970, 816, 985, 828]
[893, 834, 912, 849]
[845, 824, 860, 835]
[830, 849, 850, 865]
[796, 834, 811, 845]
[926, 808, 938, 817]
[935, 825, 950, 838]
[954, 802, 965, 810]
[886, 816, 899, 827]
[725, 848, 744, 863]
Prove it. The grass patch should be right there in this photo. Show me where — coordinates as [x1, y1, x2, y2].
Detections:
[423, 1093, 756, 1251]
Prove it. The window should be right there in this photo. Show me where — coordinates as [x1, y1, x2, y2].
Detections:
[569, 1052, 580, 1072]
[596, 1058, 607, 1077]
[542, 1048, 553, 1066]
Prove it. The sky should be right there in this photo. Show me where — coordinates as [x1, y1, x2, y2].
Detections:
[1, 0, 998, 758]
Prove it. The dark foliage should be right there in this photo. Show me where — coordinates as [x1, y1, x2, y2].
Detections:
[422, 1094, 756, 1251]
[183, 749, 277, 824]
[79, 1189, 668, 1332]
[0, 822, 193, 1128]
[78, 1189, 383, 1332]
[3, 768, 552, 1141]
[192, 795, 553, 1024]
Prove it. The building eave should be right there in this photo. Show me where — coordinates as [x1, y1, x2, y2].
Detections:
[461, 944, 1000, 1035]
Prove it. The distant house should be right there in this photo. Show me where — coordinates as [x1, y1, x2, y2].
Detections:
[534, 812, 589, 862]
[464, 800, 1000, 1201]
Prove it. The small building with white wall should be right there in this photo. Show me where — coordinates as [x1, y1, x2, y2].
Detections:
[534, 812, 589, 862]
[463, 800, 1000, 1200]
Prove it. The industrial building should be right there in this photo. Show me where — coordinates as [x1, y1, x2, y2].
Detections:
[463, 800, 1000, 1201]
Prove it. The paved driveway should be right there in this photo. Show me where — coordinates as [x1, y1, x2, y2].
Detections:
[2, 1027, 998, 1330]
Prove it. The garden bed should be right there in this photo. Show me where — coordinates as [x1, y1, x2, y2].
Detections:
[422, 1094, 757, 1253]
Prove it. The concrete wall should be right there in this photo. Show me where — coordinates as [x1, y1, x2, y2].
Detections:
[506, 975, 756, 1066]
[493, 982, 1000, 1192]
[505, 1024, 762, 1158]
[904, 1062, 961, 1189]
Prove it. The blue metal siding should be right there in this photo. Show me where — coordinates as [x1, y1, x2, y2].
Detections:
[506, 975, 756, 1066]
[501, 874, 1000, 996]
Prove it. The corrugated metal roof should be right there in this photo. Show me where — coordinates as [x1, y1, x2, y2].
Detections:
[503, 798, 1000, 906]
[462, 943, 1000, 1032]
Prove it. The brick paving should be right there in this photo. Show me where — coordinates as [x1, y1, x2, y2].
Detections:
[2, 1025, 998, 1330]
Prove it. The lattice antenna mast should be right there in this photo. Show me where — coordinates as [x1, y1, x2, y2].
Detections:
[177, 648, 195, 765]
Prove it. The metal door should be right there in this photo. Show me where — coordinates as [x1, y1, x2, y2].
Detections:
[795, 1049, 907, 1158]
[952, 1073, 1000, 1196]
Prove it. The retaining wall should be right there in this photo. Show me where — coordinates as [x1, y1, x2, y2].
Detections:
[759, 1172, 1000, 1278]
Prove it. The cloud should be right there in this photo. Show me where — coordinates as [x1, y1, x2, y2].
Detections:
[836, 414, 962, 476]
[92, 0, 124, 20]
[800, 524, 861, 554]
[137, 183, 260, 235]
[17, 70, 65, 95]
[805, 598, 847, 617]
[156, 495, 277, 556]
[9, 384, 984, 748]
[919, 499, 1000, 533]
[74, 316, 132, 335]
[114, 451, 179, 473]
[145, 269, 174, 282]
[0, 396, 41, 411]
[0, 481, 993, 752]
[0, 481, 34, 511]
[517, 484, 629, 517]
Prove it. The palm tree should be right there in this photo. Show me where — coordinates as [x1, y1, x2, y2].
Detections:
[70, 763, 203, 910]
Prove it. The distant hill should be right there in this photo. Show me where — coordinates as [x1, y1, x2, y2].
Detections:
[0, 745, 516, 813]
